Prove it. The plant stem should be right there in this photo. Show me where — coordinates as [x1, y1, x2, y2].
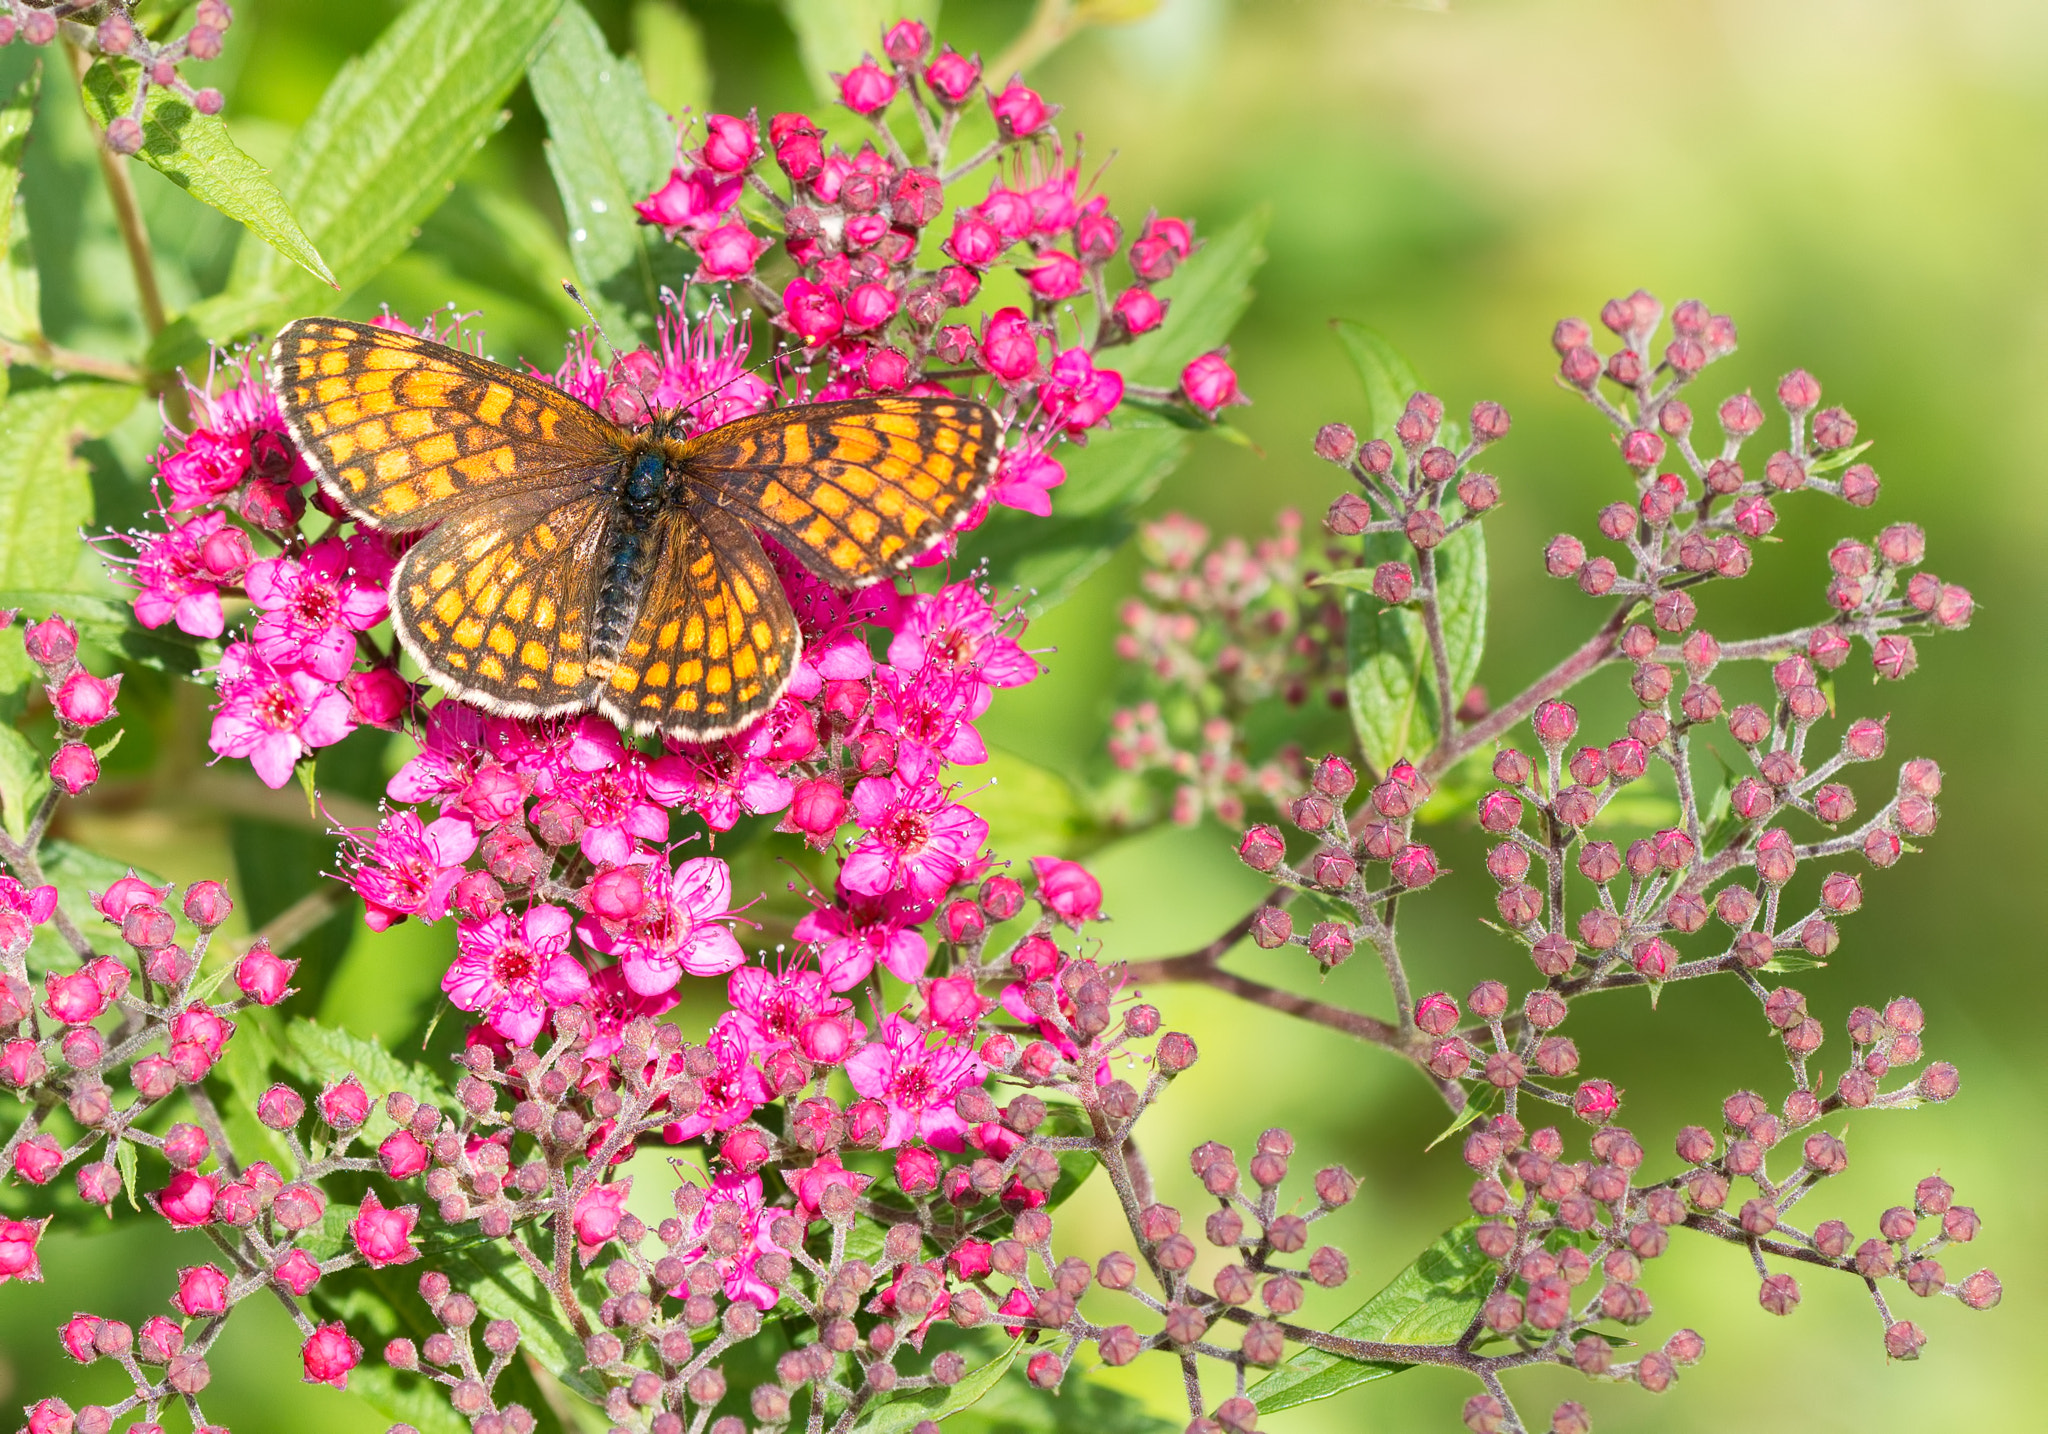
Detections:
[66, 41, 166, 339]
[1415, 544, 1458, 744]
[1423, 603, 1632, 778]
[0, 336, 144, 384]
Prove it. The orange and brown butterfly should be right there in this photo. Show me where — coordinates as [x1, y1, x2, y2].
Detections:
[269, 317, 998, 741]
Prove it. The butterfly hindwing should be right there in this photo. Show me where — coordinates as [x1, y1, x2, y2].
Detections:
[680, 395, 998, 587]
[389, 487, 615, 717]
[591, 502, 799, 740]
[272, 317, 624, 531]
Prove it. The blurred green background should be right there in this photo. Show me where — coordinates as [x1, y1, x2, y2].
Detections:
[4, 0, 2042, 1430]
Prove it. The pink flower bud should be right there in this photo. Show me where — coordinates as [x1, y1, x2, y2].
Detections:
[783, 776, 848, 841]
[837, 58, 898, 115]
[781, 278, 844, 347]
[1180, 350, 1247, 417]
[798, 1015, 853, 1064]
[340, 666, 412, 728]
[13, 1132, 61, 1184]
[23, 616, 78, 671]
[585, 865, 647, 921]
[988, 78, 1054, 136]
[349, 1191, 419, 1268]
[980, 875, 1026, 921]
[48, 742, 98, 795]
[1112, 285, 1166, 336]
[720, 1125, 771, 1171]
[301, 1322, 361, 1390]
[174, 1263, 229, 1318]
[48, 669, 119, 728]
[700, 112, 759, 173]
[318, 1075, 371, 1130]
[694, 219, 768, 280]
[232, 940, 296, 1006]
[571, 1181, 629, 1253]
[924, 46, 981, 104]
[1030, 857, 1102, 925]
[178, 880, 232, 930]
[153, 1170, 219, 1229]
[1023, 250, 1084, 301]
[895, 1145, 940, 1194]
[162, 1122, 210, 1171]
[1573, 1080, 1621, 1123]
[43, 970, 108, 1025]
[1532, 699, 1578, 747]
[979, 306, 1040, 384]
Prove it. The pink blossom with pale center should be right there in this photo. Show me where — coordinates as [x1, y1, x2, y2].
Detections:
[845, 1013, 988, 1149]
[792, 894, 933, 992]
[244, 536, 388, 680]
[444, 904, 590, 1045]
[342, 810, 478, 932]
[580, 855, 745, 996]
[119, 510, 248, 638]
[841, 777, 988, 904]
[208, 642, 354, 789]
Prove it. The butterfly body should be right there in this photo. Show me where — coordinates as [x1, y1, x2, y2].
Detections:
[271, 317, 997, 741]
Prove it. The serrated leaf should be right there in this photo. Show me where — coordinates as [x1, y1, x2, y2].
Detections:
[181, 0, 564, 348]
[632, 0, 712, 121]
[1424, 1085, 1495, 1152]
[0, 63, 42, 345]
[0, 384, 140, 592]
[780, 0, 941, 103]
[1120, 205, 1270, 388]
[856, 1334, 1022, 1434]
[445, 1239, 606, 1405]
[0, 724, 47, 844]
[529, 0, 691, 345]
[1249, 1217, 1492, 1413]
[79, 58, 334, 290]
[278, 1016, 454, 1146]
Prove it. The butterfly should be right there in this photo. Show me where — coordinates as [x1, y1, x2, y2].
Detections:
[270, 317, 998, 741]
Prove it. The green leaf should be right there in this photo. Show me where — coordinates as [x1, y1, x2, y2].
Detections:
[1331, 320, 1420, 443]
[1807, 438, 1873, 476]
[0, 724, 46, 844]
[780, 0, 941, 103]
[1424, 1085, 1496, 1152]
[79, 58, 335, 291]
[181, 0, 564, 348]
[1314, 567, 1387, 595]
[0, 384, 140, 591]
[115, 1133, 139, 1210]
[1332, 326, 1487, 771]
[0, 63, 42, 345]
[444, 1238, 606, 1405]
[632, 0, 712, 120]
[973, 746, 1095, 859]
[855, 1334, 1022, 1434]
[960, 424, 1187, 615]
[1249, 1217, 1492, 1413]
[1119, 205, 1270, 387]
[529, 0, 691, 345]
[277, 1016, 454, 1146]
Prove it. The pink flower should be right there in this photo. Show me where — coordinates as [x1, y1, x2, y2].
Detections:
[342, 666, 412, 728]
[648, 736, 792, 833]
[301, 1322, 361, 1390]
[871, 666, 988, 783]
[678, 1172, 781, 1309]
[844, 1013, 988, 1149]
[792, 897, 932, 991]
[989, 78, 1055, 136]
[120, 511, 248, 638]
[244, 537, 388, 681]
[157, 426, 251, 510]
[48, 742, 97, 794]
[348, 1190, 419, 1268]
[694, 219, 770, 280]
[551, 724, 669, 864]
[664, 1015, 768, 1143]
[173, 1264, 229, 1317]
[837, 57, 897, 115]
[571, 1180, 631, 1262]
[1181, 349, 1248, 418]
[341, 810, 477, 931]
[841, 778, 989, 904]
[443, 904, 590, 1045]
[633, 165, 742, 236]
[275, 1247, 323, 1297]
[208, 642, 355, 789]
[580, 855, 745, 996]
[978, 306, 1040, 385]
[1043, 346, 1125, 435]
[378, 1129, 430, 1180]
[0, 1217, 44, 1283]
[154, 1170, 220, 1229]
[888, 583, 1038, 699]
[726, 963, 865, 1058]
[1032, 857, 1103, 925]
[577, 964, 681, 1062]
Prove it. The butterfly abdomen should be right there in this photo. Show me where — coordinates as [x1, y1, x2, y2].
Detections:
[591, 452, 669, 661]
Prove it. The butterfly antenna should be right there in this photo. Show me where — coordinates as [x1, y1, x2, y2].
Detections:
[564, 281, 661, 427]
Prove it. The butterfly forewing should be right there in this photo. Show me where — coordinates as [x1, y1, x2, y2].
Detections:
[681, 396, 998, 587]
[389, 488, 615, 716]
[591, 504, 798, 739]
[272, 317, 624, 531]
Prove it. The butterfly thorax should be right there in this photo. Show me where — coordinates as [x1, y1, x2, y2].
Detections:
[593, 444, 686, 663]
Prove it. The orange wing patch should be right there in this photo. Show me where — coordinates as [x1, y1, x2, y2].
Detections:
[680, 395, 998, 587]
[272, 317, 624, 531]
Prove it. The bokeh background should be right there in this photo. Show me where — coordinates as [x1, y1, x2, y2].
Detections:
[4, 0, 2043, 1430]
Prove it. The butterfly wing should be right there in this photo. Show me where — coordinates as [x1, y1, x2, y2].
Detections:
[272, 316, 624, 531]
[591, 502, 799, 742]
[388, 487, 616, 717]
[679, 395, 998, 587]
